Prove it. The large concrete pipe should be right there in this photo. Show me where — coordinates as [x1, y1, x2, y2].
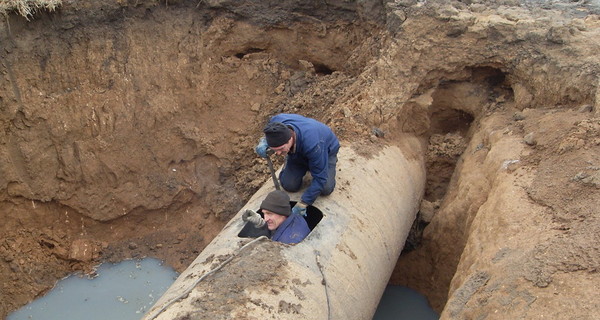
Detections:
[143, 140, 426, 320]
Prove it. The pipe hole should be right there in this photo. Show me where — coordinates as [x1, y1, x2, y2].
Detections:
[237, 201, 323, 239]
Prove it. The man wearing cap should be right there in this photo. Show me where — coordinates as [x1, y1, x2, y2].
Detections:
[254, 113, 340, 216]
[242, 190, 310, 244]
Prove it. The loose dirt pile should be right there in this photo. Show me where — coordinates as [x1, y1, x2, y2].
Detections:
[1, 0, 599, 319]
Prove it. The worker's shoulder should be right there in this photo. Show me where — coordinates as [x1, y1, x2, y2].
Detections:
[271, 113, 308, 122]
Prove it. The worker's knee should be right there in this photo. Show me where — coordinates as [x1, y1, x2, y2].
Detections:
[279, 168, 304, 192]
[321, 179, 336, 196]
[281, 179, 302, 192]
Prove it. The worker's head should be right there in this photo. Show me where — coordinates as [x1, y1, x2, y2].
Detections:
[264, 122, 293, 156]
[260, 190, 291, 231]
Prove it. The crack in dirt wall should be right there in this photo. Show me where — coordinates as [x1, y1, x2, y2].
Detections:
[392, 64, 516, 310]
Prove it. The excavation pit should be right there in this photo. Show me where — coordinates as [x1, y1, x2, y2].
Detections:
[1, 1, 599, 319]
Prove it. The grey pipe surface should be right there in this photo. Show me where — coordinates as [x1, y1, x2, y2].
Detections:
[143, 141, 426, 320]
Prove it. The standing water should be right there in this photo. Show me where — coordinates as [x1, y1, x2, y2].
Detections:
[8, 258, 178, 320]
[373, 285, 440, 320]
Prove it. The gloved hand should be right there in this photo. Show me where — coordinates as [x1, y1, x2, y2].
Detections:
[292, 202, 308, 216]
[242, 209, 265, 228]
[255, 137, 269, 158]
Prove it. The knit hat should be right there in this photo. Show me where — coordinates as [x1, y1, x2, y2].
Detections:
[263, 122, 291, 147]
[260, 190, 291, 217]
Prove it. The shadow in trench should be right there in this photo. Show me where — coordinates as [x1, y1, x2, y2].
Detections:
[388, 66, 514, 313]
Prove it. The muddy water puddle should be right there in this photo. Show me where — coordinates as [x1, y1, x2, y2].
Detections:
[8, 258, 178, 320]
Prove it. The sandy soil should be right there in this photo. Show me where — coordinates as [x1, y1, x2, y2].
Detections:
[1, 0, 599, 319]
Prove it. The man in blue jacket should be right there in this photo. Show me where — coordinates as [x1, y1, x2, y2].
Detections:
[243, 190, 310, 244]
[255, 113, 340, 216]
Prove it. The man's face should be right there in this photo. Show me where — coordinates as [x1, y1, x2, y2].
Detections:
[263, 209, 287, 231]
[269, 137, 293, 156]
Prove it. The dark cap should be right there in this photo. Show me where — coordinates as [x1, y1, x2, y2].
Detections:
[260, 190, 291, 217]
[263, 122, 291, 147]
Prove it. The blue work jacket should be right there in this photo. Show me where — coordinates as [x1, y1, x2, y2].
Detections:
[271, 213, 310, 244]
[269, 113, 340, 205]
